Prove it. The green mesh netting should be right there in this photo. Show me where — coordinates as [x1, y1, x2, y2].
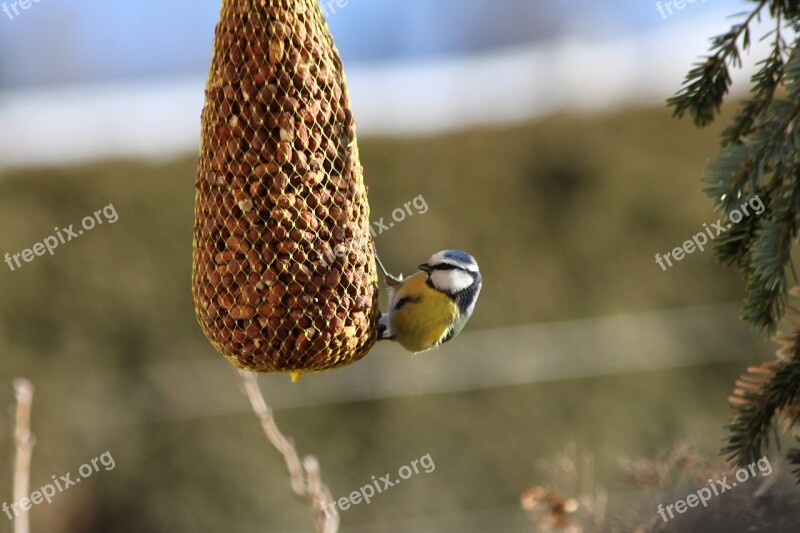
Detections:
[192, 0, 380, 379]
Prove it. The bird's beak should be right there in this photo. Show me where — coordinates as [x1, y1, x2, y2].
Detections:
[418, 263, 431, 273]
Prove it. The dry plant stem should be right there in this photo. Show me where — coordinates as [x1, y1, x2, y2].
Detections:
[239, 370, 338, 533]
[12, 379, 35, 533]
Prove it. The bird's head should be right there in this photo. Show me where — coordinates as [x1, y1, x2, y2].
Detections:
[419, 250, 482, 302]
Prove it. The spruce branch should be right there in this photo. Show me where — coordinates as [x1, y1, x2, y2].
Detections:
[722, 10, 788, 143]
[668, 1, 770, 127]
[725, 290, 800, 480]
[671, 1, 800, 332]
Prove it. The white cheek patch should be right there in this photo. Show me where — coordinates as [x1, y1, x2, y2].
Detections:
[431, 270, 474, 293]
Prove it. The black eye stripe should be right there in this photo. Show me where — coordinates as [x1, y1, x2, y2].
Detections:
[431, 264, 460, 271]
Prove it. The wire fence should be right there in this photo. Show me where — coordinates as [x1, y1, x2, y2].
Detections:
[0, 303, 763, 434]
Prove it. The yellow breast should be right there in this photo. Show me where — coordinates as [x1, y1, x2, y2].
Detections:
[389, 273, 458, 353]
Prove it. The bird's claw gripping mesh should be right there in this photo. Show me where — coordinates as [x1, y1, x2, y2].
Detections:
[192, 0, 380, 377]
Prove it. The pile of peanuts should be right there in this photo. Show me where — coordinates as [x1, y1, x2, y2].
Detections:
[192, 0, 379, 375]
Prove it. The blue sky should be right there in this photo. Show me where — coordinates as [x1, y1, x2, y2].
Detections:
[0, 0, 745, 89]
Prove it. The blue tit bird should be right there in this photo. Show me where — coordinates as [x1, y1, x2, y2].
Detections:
[376, 250, 482, 353]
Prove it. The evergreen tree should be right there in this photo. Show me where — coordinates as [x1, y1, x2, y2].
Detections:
[669, 0, 800, 481]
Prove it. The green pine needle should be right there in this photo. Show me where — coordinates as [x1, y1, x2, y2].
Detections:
[672, 0, 800, 482]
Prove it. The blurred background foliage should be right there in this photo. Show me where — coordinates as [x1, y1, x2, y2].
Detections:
[2, 102, 796, 532]
[4, 0, 800, 531]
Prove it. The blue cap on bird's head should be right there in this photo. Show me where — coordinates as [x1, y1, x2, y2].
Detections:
[419, 250, 480, 273]
[443, 250, 478, 266]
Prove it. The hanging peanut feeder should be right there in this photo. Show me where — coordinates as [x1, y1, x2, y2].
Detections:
[192, 0, 380, 379]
